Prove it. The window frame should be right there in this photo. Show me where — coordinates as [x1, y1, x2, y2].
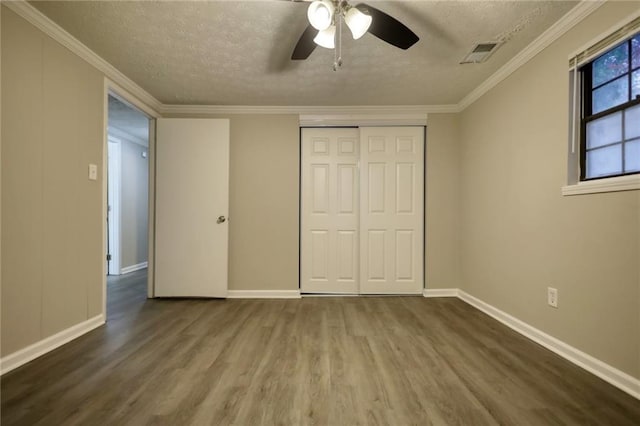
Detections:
[579, 34, 640, 181]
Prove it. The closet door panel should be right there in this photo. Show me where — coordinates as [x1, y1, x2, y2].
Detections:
[301, 128, 359, 293]
[360, 127, 424, 294]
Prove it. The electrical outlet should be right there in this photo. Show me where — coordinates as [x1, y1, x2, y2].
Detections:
[548, 287, 558, 308]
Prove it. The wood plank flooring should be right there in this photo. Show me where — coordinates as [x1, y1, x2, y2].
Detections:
[2, 270, 639, 425]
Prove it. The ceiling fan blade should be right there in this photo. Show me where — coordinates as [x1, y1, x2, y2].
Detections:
[355, 3, 419, 50]
[291, 24, 318, 60]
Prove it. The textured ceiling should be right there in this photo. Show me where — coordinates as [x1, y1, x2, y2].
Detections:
[31, 0, 578, 106]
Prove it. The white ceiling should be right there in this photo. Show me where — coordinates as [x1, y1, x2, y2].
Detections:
[31, 0, 578, 106]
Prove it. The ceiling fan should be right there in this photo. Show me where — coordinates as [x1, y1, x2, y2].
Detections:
[289, 0, 419, 68]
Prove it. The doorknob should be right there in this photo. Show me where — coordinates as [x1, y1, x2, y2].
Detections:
[217, 216, 226, 224]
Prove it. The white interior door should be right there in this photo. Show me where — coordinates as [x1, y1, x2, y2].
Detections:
[301, 128, 360, 294]
[154, 118, 229, 297]
[359, 127, 424, 294]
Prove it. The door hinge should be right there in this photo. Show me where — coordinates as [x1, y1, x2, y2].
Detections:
[107, 254, 112, 261]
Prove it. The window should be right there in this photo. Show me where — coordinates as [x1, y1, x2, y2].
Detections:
[580, 34, 640, 180]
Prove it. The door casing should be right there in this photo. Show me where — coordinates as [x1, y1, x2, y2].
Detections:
[102, 79, 160, 319]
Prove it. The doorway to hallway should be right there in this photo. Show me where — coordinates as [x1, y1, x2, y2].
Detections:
[106, 93, 151, 316]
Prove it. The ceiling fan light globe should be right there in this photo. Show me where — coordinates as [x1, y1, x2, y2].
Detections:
[307, 1, 334, 31]
[313, 26, 336, 49]
[344, 7, 372, 40]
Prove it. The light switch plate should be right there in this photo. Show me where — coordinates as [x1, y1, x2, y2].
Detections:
[88, 164, 98, 181]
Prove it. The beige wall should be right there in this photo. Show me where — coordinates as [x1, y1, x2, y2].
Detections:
[458, 1, 640, 378]
[227, 115, 300, 290]
[1, 7, 104, 355]
[0, 5, 3, 336]
[120, 139, 149, 269]
[425, 114, 461, 289]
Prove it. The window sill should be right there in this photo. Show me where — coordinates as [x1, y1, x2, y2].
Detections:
[562, 174, 640, 196]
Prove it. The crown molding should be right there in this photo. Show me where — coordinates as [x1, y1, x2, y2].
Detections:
[159, 104, 460, 116]
[4, 0, 163, 115]
[457, 0, 605, 111]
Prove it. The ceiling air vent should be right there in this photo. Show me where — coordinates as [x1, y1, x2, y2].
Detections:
[460, 42, 502, 64]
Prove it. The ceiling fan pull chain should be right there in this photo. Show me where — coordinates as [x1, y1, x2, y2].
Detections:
[333, 17, 338, 71]
[333, 13, 343, 71]
[338, 13, 343, 67]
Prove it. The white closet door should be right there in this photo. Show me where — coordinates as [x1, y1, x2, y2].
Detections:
[301, 128, 359, 294]
[359, 127, 424, 294]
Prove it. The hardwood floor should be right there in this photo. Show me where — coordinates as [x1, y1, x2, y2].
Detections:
[2, 271, 639, 425]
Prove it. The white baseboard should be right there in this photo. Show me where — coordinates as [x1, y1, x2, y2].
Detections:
[457, 290, 640, 400]
[227, 290, 302, 299]
[0, 314, 105, 375]
[120, 261, 148, 275]
[423, 288, 459, 298]
[302, 293, 359, 297]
